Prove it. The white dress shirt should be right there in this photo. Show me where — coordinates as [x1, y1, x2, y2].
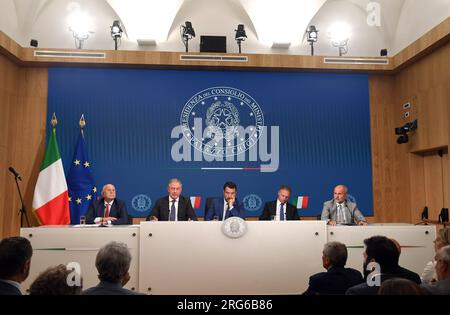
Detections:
[94, 200, 115, 224]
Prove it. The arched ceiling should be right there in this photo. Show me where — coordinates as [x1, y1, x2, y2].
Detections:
[1, 0, 449, 56]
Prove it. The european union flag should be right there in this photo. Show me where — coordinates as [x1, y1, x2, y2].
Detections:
[67, 129, 97, 224]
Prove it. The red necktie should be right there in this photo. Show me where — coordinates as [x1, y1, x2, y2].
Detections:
[104, 203, 110, 218]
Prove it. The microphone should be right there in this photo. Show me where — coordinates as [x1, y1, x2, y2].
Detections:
[8, 167, 22, 181]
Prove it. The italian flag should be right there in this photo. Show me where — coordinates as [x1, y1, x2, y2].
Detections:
[294, 196, 309, 209]
[32, 128, 70, 225]
[190, 196, 202, 209]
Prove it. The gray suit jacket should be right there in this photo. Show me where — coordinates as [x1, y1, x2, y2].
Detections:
[81, 281, 145, 295]
[421, 278, 450, 295]
[321, 199, 366, 224]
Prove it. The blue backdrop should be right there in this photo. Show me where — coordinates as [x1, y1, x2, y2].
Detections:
[47, 68, 373, 218]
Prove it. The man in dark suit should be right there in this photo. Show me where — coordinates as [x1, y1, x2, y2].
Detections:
[85, 184, 129, 225]
[259, 185, 299, 221]
[0, 237, 33, 295]
[303, 242, 363, 295]
[205, 181, 245, 221]
[146, 178, 197, 221]
[346, 236, 421, 295]
[82, 242, 144, 295]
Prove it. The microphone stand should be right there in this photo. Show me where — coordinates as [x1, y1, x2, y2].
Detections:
[14, 175, 30, 227]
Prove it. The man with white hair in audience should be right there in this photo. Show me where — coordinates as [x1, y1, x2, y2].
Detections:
[421, 245, 450, 295]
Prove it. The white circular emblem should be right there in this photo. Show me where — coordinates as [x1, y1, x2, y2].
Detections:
[131, 194, 152, 212]
[243, 194, 263, 212]
[221, 217, 247, 239]
[180, 87, 264, 158]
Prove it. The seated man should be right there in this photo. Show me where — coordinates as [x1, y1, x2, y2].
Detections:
[30, 264, 82, 295]
[85, 184, 129, 225]
[82, 242, 144, 295]
[346, 236, 421, 295]
[321, 185, 367, 226]
[259, 185, 299, 220]
[0, 237, 33, 295]
[303, 242, 363, 295]
[146, 178, 197, 221]
[205, 181, 245, 221]
[421, 245, 450, 295]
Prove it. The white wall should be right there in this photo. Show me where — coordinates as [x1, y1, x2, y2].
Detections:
[393, 0, 450, 54]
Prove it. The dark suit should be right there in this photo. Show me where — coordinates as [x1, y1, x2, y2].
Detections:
[0, 280, 22, 295]
[303, 266, 363, 295]
[259, 200, 299, 220]
[146, 195, 197, 221]
[85, 198, 129, 225]
[204, 197, 245, 221]
[346, 268, 422, 295]
[81, 281, 144, 295]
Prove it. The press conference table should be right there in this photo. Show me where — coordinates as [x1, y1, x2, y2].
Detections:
[20, 222, 435, 294]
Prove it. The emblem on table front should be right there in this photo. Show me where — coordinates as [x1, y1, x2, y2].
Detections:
[221, 217, 247, 239]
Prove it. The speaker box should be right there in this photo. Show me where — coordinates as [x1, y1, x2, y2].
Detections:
[380, 49, 388, 56]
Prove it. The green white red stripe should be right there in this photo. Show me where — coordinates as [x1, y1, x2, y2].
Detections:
[32, 128, 70, 225]
[294, 196, 309, 209]
[190, 196, 201, 209]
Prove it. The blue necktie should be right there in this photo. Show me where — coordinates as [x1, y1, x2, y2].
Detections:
[280, 203, 285, 221]
[169, 199, 176, 221]
[225, 203, 231, 219]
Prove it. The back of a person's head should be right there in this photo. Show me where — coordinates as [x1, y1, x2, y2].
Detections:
[29, 264, 82, 295]
[364, 236, 400, 273]
[378, 278, 423, 295]
[438, 228, 450, 246]
[323, 242, 348, 268]
[95, 241, 131, 283]
[0, 236, 32, 280]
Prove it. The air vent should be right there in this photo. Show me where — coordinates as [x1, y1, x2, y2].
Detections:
[323, 57, 389, 65]
[34, 51, 106, 59]
[180, 55, 248, 62]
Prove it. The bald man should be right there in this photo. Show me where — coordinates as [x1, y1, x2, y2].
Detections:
[85, 184, 129, 225]
[321, 185, 367, 226]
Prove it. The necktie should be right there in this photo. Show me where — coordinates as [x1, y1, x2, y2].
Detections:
[104, 203, 110, 218]
[169, 199, 176, 221]
[280, 203, 285, 221]
[225, 203, 231, 219]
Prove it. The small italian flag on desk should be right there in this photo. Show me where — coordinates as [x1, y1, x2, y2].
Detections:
[190, 196, 202, 209]
[294, 196, 309, 209]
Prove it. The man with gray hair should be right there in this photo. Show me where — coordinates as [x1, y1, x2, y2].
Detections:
[85, 184, 129, 225]
[146, 178, 197, 221]
[321, 185, 367, 226]
[421, 245, 450, 295]
[303, 242, 363, 295]
[82, 242, 143, 295]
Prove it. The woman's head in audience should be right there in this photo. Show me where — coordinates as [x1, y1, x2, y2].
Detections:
[29, 264, 82, 295]
[434, 227, 450, 252]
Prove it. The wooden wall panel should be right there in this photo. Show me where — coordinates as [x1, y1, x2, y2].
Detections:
[0, 53, 47, 239]
[369, 42, 450, 224]
[423, 153, 445, 220]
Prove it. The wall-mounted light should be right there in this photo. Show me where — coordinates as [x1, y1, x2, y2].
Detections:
[181, 21, 195, 52]
[235, 24, 247, 54]
[328, 22, 350, 56]
[306, 25, 318, 56]
[111, 20, 123, 50]
[68, 10, 94, 49]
